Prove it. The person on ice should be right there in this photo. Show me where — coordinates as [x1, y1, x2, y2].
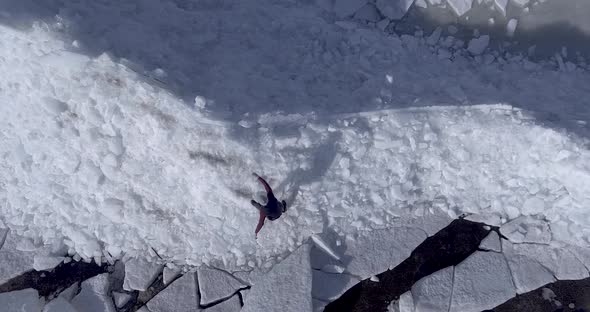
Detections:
[251, 173, 287, 237]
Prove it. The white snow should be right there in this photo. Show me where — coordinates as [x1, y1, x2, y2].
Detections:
[71, 274, 116, 312]
[449, 251, 515, 311]
[43, 297, 78, 312]
[446, 0, 473, 16]
[478, 231, 502, 252]
[242, 244, 312, 312]
[467, 35, 490, 55]
[123, 258, 163, 291]
[376, 0, 415, 20]
[0, 289, 43, 312]
[506, 19, 518, 37]
[312, 270, 360, 301]
[334, 0, 369, 18]
[146, 272, 199, 312]
[411, 266, 454, 312]
[197, 267, 248, 305]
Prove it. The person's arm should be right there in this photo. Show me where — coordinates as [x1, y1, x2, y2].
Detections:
[253, 173, 273, 194]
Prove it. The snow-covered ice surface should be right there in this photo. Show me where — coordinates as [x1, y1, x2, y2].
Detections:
[449, 251, 516, 311]
[411, 266, 454, 312]
[0, 0, 590, 274]
[478, 230, 502, 252]
[123, 258, 163, 291]
[1, 0, 590, 309]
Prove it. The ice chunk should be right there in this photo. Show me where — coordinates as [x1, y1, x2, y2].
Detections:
[0, 228, 7, 249]
[43, 297, 77, 312]
[415, 0, 428, 8]
[511, 0, 529, 7]
[198, 267, 248, 305]
[500, 216, 551, 244]
[59, 283, 80, 302]
[206, 295, 241, 312]
[123, 258, 163, 291]
[163, 266, 182, 285]
[449, 251, 515, 311]
[426, 27, 443, 45]
[313, 298, 328, 312]
[71, 273, 115, 312]
[0, 289, 43, 312]
[506, 19, 518, 37]
[494, 0, 508, 15]
[388, 291, 415, 312]
[334, 0, 368, 18]
[0, 231, 35, 284]
[412, 266, 453, 311]
[311, 234, 341, 261]
[521, 196, 545, 215]
[502, 245, 555, 294]
[146, 272, 199, 312]
[570, 246, 590, 272]
[376, 0, 415, 20]
[42, 97, 68, 115]
[479, 231, 502, 252]
[353, 3, 382, 22]
[34, 255, 65, 271]
[312, 270, 360, 301]
[467, 35, 490, 55]
[344, 227, 427, 279]
[446, 0, 473, 16]
[113, 292, 132, 308]
[242, 244, 312, 312]
[503, 241, 588, 291]
[321, 264, 345, 273]
[39, 51, 90, 75]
